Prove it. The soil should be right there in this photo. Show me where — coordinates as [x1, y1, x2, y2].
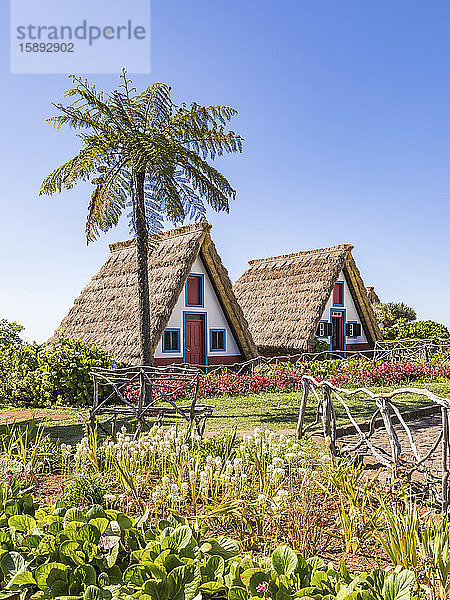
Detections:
[34, 472, 64, 505]
[0, 410, 72, 421]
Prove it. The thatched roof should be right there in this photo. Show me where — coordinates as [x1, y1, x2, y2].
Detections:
[233, 244, 382, 353]
[366, 286, 381, 305]
[51, 223, 257, 365]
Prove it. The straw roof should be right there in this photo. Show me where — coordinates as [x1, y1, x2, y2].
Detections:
[233, 244, 382, 354]
[366, 286, 381, 305]
[51, 223, 257, 365]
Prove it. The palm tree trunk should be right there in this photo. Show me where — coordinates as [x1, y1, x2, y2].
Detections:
[134, 170, 153, 366]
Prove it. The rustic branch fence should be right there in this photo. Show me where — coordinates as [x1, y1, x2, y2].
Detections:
[295, 375, 450, 512]
[374, 339, 450, 362]
[90, 365, 213, 437]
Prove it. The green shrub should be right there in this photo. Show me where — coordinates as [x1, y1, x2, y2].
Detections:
[0, 318, 24, 347]
[374, 302, 416, 328]
[310, 338, 329, 353]
[0, 336, 116, 406]
[64, 472, 109, 507]
[383, 319, 450, 340]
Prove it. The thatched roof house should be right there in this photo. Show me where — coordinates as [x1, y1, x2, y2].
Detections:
[233, 244, 382, 355]
[52, 223, 257, 366]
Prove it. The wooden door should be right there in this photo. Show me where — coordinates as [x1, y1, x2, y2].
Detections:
[184, 315, 205, 365]
[331, 311, 345, 352]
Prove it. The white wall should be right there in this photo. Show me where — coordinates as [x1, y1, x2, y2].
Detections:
[318, 270, 368, 345]
[154, 256, 241, 359]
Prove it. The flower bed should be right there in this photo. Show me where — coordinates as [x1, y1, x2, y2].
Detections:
[125, 360, 450, 403]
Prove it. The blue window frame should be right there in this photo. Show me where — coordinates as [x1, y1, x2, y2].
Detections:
[162, 328, 181, 353]
[333, 281, 344, 306]
[210, 328, 226, 351]
[185, 273, 204, 307]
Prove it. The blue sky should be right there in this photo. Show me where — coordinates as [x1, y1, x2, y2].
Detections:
[1, 0, 449, 342]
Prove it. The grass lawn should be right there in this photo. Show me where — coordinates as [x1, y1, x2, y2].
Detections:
[205, 380, 450, 432]
[0, 380, 449, 443]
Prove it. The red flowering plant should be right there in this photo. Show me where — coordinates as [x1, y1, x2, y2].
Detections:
[123, 360, 450, 402]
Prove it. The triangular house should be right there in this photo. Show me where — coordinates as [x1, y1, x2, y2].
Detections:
[233, 244, 382, 355]
[52, 223, 257, 366]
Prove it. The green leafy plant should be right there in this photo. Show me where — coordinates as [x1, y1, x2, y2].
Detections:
[0, 319, 24, 347]
[63, 472, 109, 508]
[374, 303, 417, 329]
[319, 458, 381, 553]
[383, 319, 450, 341]
[0, 336, 115, 406]
[0, 486, 418, 600]
[375, 498, 420, 570]
[419, 515, 450, 600]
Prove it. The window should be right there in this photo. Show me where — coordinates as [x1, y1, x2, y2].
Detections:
[186, 274, 204, 306]
[333, 282, 344, 306]
[210, 329, 226, 351]
[346, 322, 361, 338]
[162, 329, 180, 352]
[316, 321, 333, 337]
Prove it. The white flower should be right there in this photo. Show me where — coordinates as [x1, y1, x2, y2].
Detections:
[271, 467, 285, 481]
[103, 493, 116, 501]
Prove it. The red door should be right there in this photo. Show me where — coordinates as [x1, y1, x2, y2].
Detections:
[184, 315, 205, 365]
[331, 311, 345, 352]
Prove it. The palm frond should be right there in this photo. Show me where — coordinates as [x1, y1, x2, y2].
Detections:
[134, 82, 173, 132]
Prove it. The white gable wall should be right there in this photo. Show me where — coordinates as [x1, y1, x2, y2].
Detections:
[153, 256, 240, 359]
[318, 270, 368, 345]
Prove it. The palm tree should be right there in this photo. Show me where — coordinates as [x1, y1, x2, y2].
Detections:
[40, 70, 242, 365]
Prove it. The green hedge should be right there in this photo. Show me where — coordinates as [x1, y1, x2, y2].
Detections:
[0, 336, 116, 407]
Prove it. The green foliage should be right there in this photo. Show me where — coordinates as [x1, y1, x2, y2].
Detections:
[64, 473, 109, 508]
[0, 336, 115, 406]
[0, 319, 24, 347]
[374, 303, 416, 328]
[0, 488, 418, 600]
[375, 499, 420, 570]
[383, 319, 450, 341]
[375, 499, 450, 600]
[318, 458, 381, 554]
[0, 419, 61, 482]
[310, 338, 329, 353]
[40, 70, 243, 241]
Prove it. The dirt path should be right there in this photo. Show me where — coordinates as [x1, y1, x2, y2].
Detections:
[0, 410, 73, 421]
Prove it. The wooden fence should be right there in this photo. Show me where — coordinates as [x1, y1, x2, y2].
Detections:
[90, 365, 213, 436]
[296, 375, 450, 513]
